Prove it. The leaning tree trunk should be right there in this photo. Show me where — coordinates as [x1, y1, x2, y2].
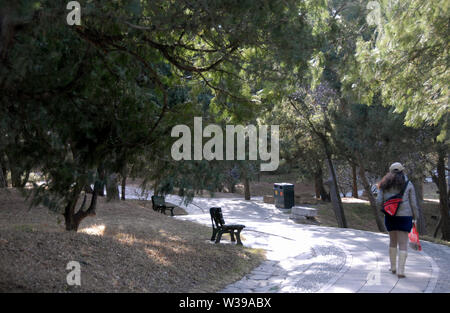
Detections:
[356, 153, 386, 232]
[433, 216, 442, 238]
[325, 155, 347, 228]
[315, 128, 346, 227]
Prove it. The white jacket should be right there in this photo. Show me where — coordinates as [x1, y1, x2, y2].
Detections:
[376, 181, 419, 218]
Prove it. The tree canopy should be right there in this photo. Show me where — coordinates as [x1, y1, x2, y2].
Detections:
[0, 0, 327, 230]
[0, 0, 448, 238]
[351, 0, 449, 134]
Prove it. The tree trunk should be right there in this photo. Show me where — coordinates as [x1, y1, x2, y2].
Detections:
[244, 177, 250, 200]
[314, 165, 329, 201]
[64, 185, 83, 231]
[448, 151, 450, 218]
[228, 182, 236, 194]
[22, 169, 30, 187]
[352, 163, 358, 198]
[314, 173, 320, 199]
[106, 173, 120, 202]
[121, 175, 126, 200]
[10, 166, 21, 187]
[0, 161, 6, 188]
[416, 176, 424, 203]
[356, 153, 387, 232]
[10, 166, 30, 188]
[448, 152, 450, 192]
[2, 169, 7, 187]
[298, 106, 345, 226]
[325, 156, 347, 228]
[0, 154, 7, 187]
[120, 165, 128, 200]
[97, 165, 106, 196]
[436, 146, 450, 240]
[64, 207, 82, 231]
[242, 167, 251, 200]
[64, 185, 98, 231]
[433, 216, 442, 238]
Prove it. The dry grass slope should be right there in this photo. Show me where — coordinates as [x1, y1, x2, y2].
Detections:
[0, 189, 264, 292]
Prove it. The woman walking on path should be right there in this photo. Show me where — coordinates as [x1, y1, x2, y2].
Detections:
[376, 162, 419, 278]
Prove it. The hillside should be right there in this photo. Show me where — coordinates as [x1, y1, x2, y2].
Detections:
[0, 189, 264, 292]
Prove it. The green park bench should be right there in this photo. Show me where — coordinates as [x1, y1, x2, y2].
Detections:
[209, 207, 245, 245]
[151, 195, 175, 216]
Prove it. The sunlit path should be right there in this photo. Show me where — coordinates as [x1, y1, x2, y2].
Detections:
[166, 195, 446, 293]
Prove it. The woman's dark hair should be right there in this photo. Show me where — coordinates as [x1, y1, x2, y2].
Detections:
[378, 171, 406, 190]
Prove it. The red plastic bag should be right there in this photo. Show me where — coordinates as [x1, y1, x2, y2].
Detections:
[409, 223, 422, 251]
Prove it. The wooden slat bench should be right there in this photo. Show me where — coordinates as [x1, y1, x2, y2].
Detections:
[209, 207, 245, 245]
[151, 195, 175, 216]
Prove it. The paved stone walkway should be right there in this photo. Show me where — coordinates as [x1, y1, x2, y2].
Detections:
[170, 196, 450, 293]
[122, 187, 449, 293]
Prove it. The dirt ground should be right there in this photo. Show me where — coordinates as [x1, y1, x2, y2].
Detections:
[0, 189, 264, 292]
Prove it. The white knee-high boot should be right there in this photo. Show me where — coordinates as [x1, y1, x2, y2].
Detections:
[398, 250, 408, 278]
[389, 247, 397, 274]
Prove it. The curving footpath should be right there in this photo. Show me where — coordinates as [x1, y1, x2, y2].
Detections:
[122, 187, 449, 293]
[170, 196, 450, 293]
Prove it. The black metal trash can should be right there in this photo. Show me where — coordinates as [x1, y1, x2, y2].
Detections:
[273, 183, 295, 209]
